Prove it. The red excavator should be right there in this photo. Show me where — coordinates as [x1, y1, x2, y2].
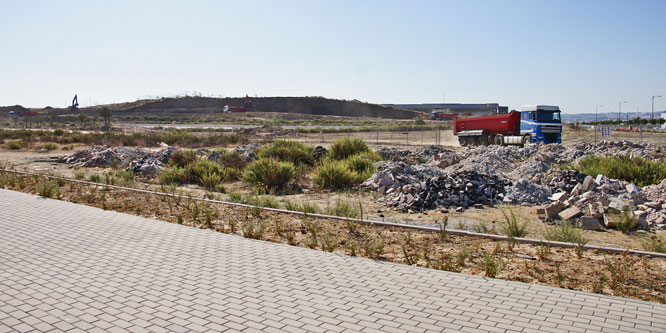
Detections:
[224, 95, 252, 113]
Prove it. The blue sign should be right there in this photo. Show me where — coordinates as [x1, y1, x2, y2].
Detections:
[600, 126, 611, 137]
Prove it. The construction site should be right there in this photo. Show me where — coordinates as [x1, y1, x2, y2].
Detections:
[1, 96, 665, 305]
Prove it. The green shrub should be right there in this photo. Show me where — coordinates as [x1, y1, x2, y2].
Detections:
[313, 159, 358, 190]
[543, 221, 587, 244]
[499, 209, 528, 238]
[198, 171, 222, 191]
[159, 167, 187, 185]
[344, 155, 376, 181]
[283, 200, 320, 214]
[53, 129, 64, 136]
[43, 142, 58, 151]
[641, 235, 666, 253]
[88, 174, 101, 183]
[7, 140, 24, 150]
[185, 160, 222, 184]
[74, 171, 85, 180]
[217, 150, 246, 170]
[37, 181, 59, 198]
[329, 138, 371, 160]
[243, 158, 295, 192]
[259, 140, 314, 166]
[575, 155, 666, 187]
[168, 150, 197, 168]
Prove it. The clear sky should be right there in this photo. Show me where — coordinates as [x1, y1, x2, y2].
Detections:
[1, 0, 665, 114]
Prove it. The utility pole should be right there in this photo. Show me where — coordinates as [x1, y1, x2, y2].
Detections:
[618, 101, 627, 122]
[652, 95, 662, 120]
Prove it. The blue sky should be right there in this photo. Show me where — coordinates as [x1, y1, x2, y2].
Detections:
[1, 0, 665, 114]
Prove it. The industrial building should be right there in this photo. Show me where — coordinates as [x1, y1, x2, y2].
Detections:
[385, 103, 508, 116]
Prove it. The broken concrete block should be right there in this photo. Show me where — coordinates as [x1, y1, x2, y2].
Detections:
[608, 199, 628, 213]
[604, 214, 621, 228]
[580, 216, 602, 230]
[582, 175, 595, 192]
[626, 184, 640, 194]
[587, 202, 604, 219]
[570, 183, 582, 196]
[549, 192, 568, 202]
[559, 206, 582, 221]
[545, 202, 565, 219]
[595, 174, 605, 185]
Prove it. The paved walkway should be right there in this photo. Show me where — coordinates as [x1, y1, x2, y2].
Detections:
[0, 189, 665, 333]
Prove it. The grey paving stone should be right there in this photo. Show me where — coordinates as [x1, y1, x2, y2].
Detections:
[0, 188, 665, 333]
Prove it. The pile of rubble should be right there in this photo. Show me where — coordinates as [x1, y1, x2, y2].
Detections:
[362, 161, 509, 212]
[128, 147, 179, 176]
[538, 174, 666, 231]
[58, 145, 150, 168]
[378, 145, 455, 165]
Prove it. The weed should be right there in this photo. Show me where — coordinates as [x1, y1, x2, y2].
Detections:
[74, 171, 85, 180]
[472, 221, 497, 234]
[320, 231, 337, 252]
[37, 181, 59, 198]
[456, 245, 470, 267]
[346, 240, 358, 256]
[482, 251, 505, 278]
[536, 242, 551, 259]
[227, 217, 237, 233]
[6, 140, 24, 150]
[437, 217, 449, 241]
[88, 174, 101, 183]
[216, 150, 247, 170]
[362, 233, 386, 259]
[116, 169, 135, 183]
[500, 209, 528, 239]
[401, 243, 419, 266]
[641, 235, 666, 253]
[242, 219, 267, 239]
[343, 155, 376, 180]
[199, 171, 222, 191]
[604, 256, 633, 291]
[592, 271, 606, 293]
[616, 207, 639, 233]
[284, 200, 320, 214]
[324, 200, 360, 219]
[555, 262, 565, 287]
[43, 142, 57, 150]
[543, 221, 586, 244]
[284, 230, 297, 245]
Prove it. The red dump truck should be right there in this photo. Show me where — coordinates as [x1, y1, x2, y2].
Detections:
[453, 105, 563, 146]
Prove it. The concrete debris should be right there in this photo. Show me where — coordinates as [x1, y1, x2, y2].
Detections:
[362, 161, 508, 212]
[378, 145, 455, 165]
[58, 145, 150, 168]
[234, 144, 262, 163]
[129, 147, 178, 176]
[363, 140, 666, 231]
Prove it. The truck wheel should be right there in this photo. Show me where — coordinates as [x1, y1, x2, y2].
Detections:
[494, 135, 503, 146]
[458, 136, 468, 147]
[522, 135, 531, 146]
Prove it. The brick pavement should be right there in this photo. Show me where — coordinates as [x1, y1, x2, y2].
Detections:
[0, 188, 665, 332]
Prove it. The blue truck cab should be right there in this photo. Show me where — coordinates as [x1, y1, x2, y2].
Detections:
[520, 105, 562, 144]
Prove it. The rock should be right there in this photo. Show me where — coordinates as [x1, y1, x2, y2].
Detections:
[581, 175, 595, 192]
[545, 202, 565, 219]
[626, 184, 640, 194]
[549, 192, 568, 202]
[559, 206, 582, 221]
[570, 183, 582, 196]
[595, 174, 605, 185]
[312, 146, 328, 160]
[580, 216, 602, 230]
[588, 203, 604, 219]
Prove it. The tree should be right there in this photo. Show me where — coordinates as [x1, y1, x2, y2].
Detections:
[658, 118, 665, 125]
[100, 107, 112, 129]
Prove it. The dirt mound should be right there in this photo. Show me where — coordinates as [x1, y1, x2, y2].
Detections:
[109, 96, 420, 119]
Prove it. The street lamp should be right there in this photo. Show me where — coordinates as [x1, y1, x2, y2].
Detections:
[652, 95, 662, 120]
[618, 101, 627, 122]
[595, 105, 602, 144]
